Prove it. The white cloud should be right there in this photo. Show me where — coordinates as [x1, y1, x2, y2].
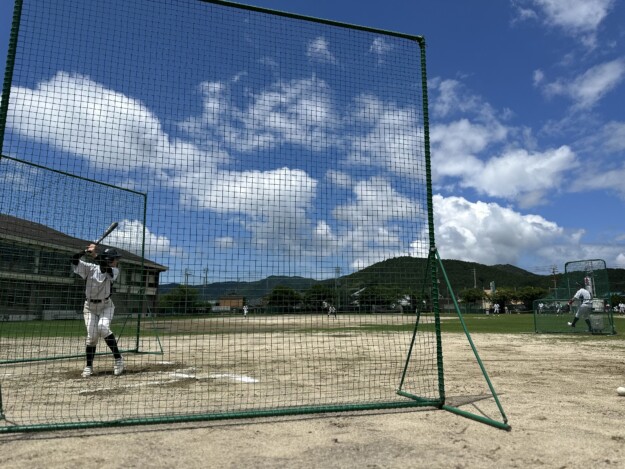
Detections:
[7, 72, 433, 270]
[470, 146, 577, 204]
[325, 170, 352, 188]
[431, 194, 625, 270]
[513, 5, 538, 22]
[347, 94, 423, 177]
[432, 194, 569, 265]
[8, 72, 222, 172]
[14, 70, 617, 274]
[570, 162, 625, 198]
[429, 77, 600, 207]
[173, 167, 319, 254]
[534, 0, 613, 31]
[333, 177, 423, 268]
[312, 220, 340, 258]
[431, 118, 507, 179]
[179, 76, 341, 153]
[599, 122, 625, 153]
[107, 219, 182, 258]
[182, 78, 428, 184]
[369, 37, 393, 64]
[306, 36, 337, 64]
[430, 79, 491, 118]
[289, 176, 427, 269]
[429, 80, 511, 180]
[179, 167, 316, 215]
[542, 59, 625, 108]
[533, 69, 545, 86]
[573, 121, 625, 198]
[334, 177, 421, 226]
[432, 109, 576, 205]
[215, 236, 236, 249]
[515, 0, 615, 47]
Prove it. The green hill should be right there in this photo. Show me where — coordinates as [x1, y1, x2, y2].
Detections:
[161, 275, 318, 302]
[336, 257, 549, 292]
[161, 257, 625, 303]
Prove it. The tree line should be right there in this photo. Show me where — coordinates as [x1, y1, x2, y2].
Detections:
[157, 283, 564, 315]
[157, 282, 423, 315]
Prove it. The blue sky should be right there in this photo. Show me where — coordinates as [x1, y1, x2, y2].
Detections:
[1, 0, 624, 282]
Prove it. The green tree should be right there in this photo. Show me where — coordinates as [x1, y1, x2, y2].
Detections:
[303, 284, 337, 310]
[357, 285, 398, 307]
[610, 294, 625, 308]
[158, 285, 202, 314]
[266, 285, 302, 308]
[489, 287, 515, 311]
[458, 288, 486, 304]
[515, 286, 549, 310]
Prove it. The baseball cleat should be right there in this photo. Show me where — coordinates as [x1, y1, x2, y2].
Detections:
[81, 366, 93, 378]
[114, 358, 125, 376]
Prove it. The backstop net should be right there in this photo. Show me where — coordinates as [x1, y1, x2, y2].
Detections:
[0, 155, 150, 367]
[0, 0, 507, 431]
[534, 259, 614, 334]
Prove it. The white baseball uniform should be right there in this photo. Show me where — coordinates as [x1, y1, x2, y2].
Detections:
[73, 259, 119, 345]
[572, 287, 592, 320]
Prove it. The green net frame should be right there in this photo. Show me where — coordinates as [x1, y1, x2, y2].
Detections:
[0, 155, 152, 365]
[0, 0, 508, 432]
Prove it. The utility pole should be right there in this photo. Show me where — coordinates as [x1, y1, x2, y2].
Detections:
[472, 268, 477, 289]
[203, 267, 208, 301]
[335, 266, 341, 308]
[551, 265, 558, 291]
[184, 269, 193, 314]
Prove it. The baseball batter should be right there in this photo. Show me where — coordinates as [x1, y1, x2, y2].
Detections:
[567, 283, 593, 331]
[72, 243, 125, 377]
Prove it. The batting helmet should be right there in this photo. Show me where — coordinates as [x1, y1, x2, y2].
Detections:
[98, 248, 122, 261]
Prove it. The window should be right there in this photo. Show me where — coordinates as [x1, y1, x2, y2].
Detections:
[38, 250, 71, 276]
[0, 241, 36, 273]
[0, 281, 31, 307]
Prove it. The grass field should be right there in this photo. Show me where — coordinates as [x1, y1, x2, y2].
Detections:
[1, 311, 619, 336]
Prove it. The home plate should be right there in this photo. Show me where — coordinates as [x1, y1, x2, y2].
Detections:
[209, 373, 258, 383]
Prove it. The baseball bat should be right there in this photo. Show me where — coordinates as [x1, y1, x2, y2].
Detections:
[94, 222, 119, 245]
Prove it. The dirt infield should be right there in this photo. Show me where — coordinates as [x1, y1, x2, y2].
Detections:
[2, 326, 625, 468]
[1, 314, 444, 427]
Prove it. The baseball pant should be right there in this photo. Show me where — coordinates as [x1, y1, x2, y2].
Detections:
[83, 299, 115, 346]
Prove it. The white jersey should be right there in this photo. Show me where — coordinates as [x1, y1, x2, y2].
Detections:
[573, 288, 592, 305]
[73, 260, 119, 300]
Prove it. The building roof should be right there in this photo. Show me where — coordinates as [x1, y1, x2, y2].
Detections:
[0, 214, 167, 271]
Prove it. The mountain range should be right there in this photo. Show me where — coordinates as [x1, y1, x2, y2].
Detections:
[161, 257, 625, 302]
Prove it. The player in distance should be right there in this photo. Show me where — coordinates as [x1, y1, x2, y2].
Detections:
[566, 282, 593, 332]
